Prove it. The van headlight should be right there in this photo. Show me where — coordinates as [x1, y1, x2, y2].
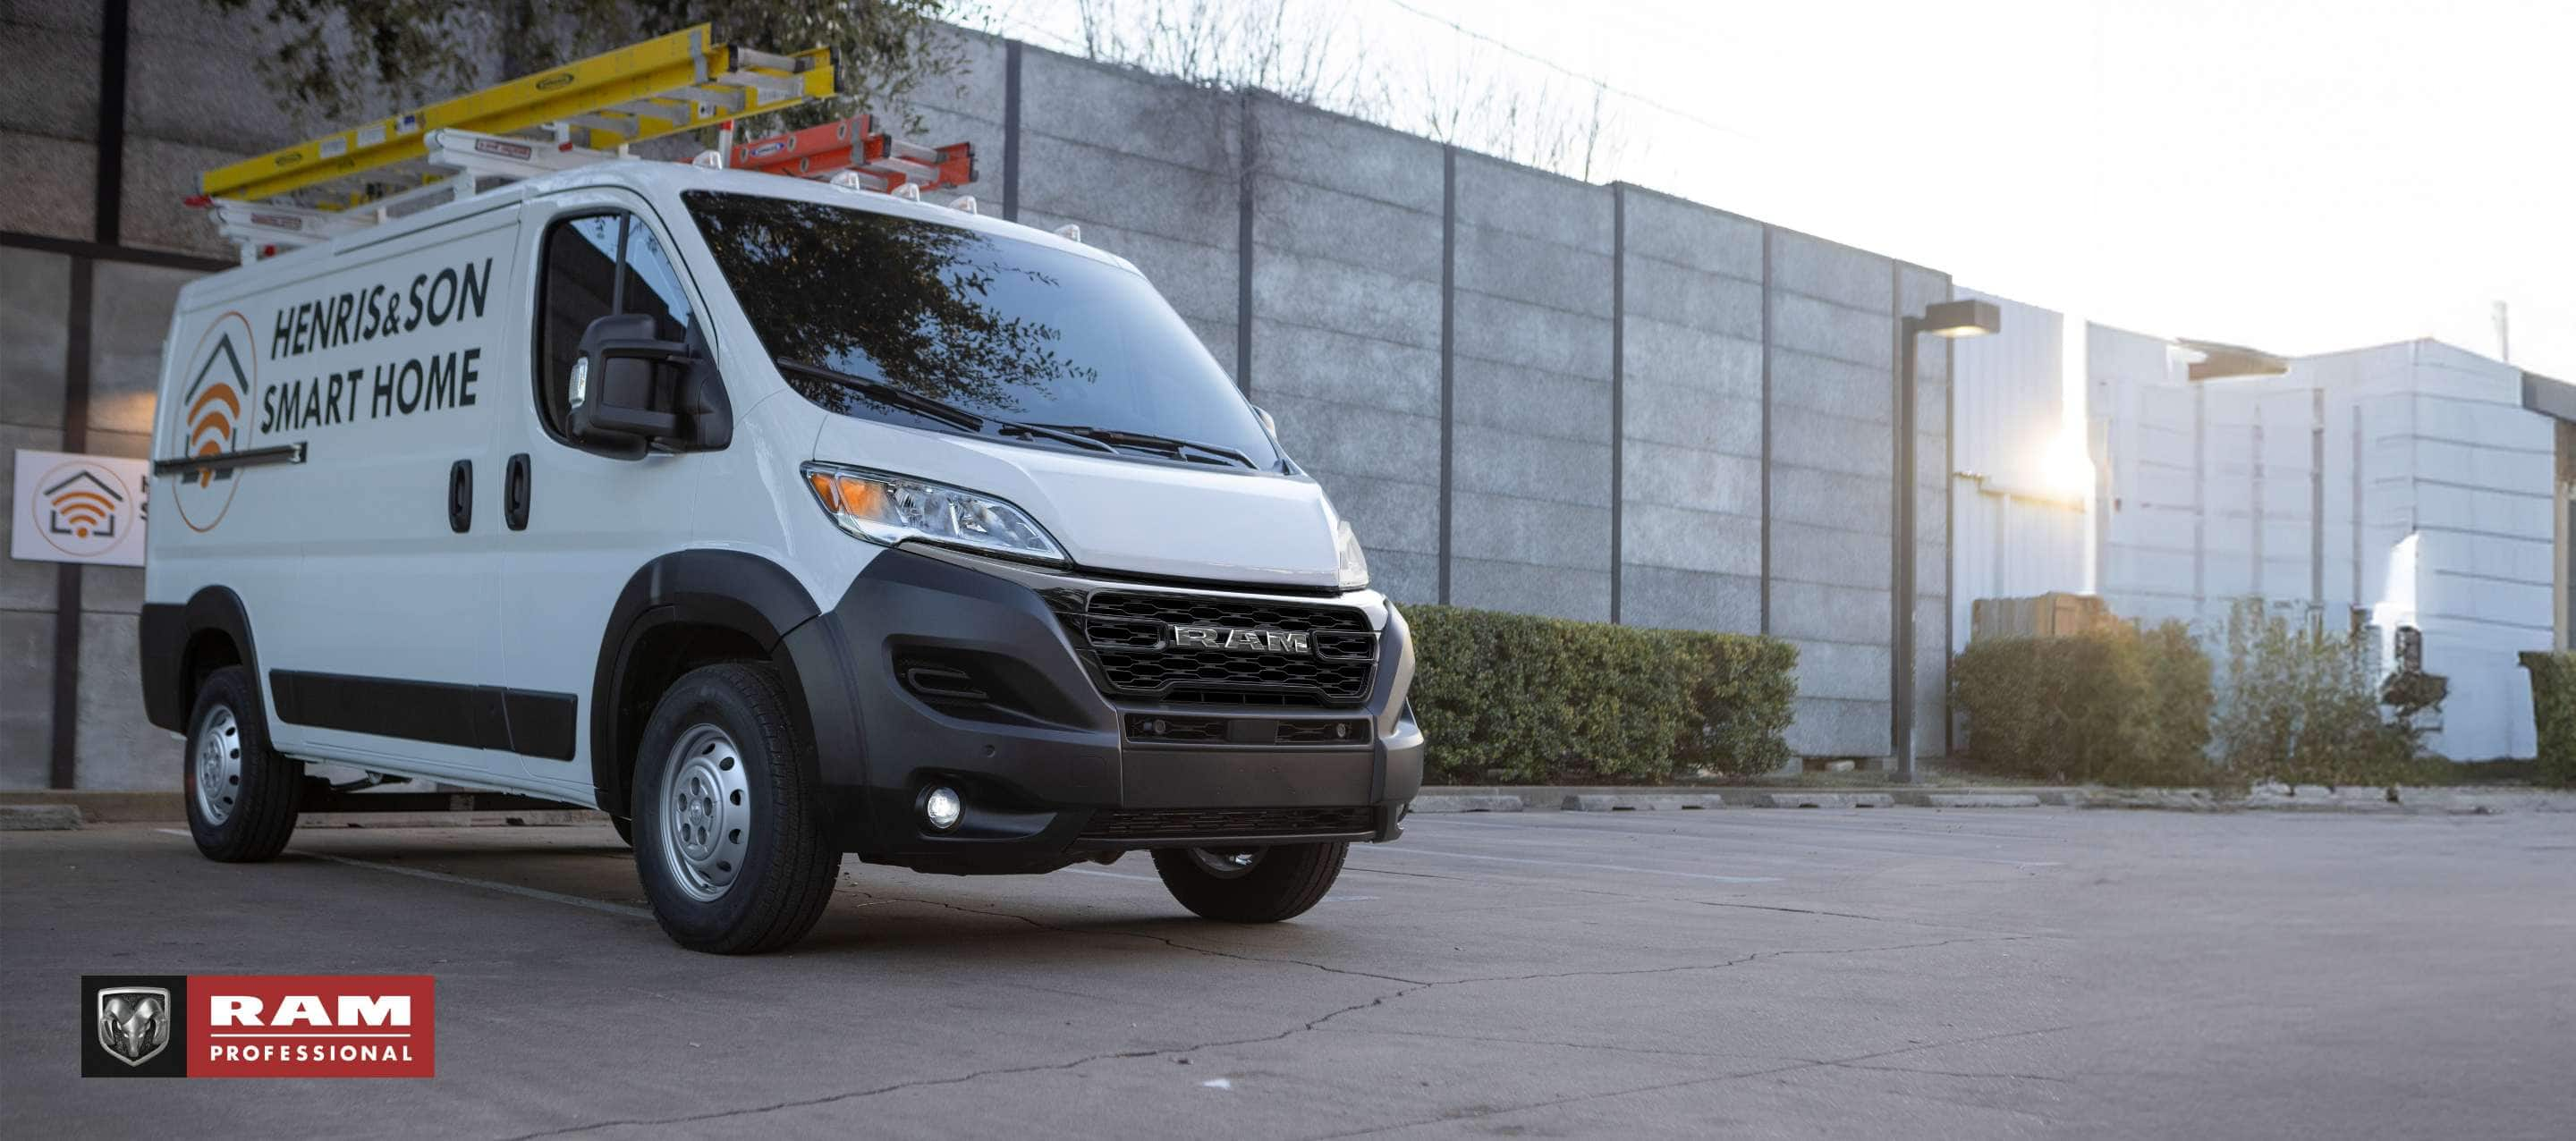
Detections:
[802, 463, 1067, 566]
[1335, 518, 1370, 590]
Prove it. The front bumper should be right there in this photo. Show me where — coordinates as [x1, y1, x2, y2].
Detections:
[780, 544, 1422, 872]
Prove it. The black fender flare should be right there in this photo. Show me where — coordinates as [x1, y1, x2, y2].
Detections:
[140, 586, 263, 733]
[589, 550, 838, 816]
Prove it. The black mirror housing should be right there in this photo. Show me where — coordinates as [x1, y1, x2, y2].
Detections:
[570, 313, 729, 456]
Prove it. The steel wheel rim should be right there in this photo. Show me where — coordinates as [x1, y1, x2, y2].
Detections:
[658, 724, 751, 902]
[193, 706, 243, 826]
[1189, 847, 1263, 879]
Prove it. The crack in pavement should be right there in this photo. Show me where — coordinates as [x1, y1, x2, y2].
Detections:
[496, 932, 2036, 1139]
[1301, 1021, 2084, 1140]
[843, 889, 1429, 986]
[1809, 1060, 2069, 1084]
[1347, 860, 2050, 938]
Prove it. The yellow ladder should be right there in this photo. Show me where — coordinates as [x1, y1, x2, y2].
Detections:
[199, 24, 832, 204]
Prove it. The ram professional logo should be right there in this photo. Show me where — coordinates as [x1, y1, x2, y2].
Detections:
[1173, 625, 1312, 655]
[97, 986, 174, 1068]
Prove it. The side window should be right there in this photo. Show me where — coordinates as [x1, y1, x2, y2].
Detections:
[534, 211, 696, 439]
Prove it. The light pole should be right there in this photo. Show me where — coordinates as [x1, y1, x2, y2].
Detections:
[1894, 298, 1999, 782]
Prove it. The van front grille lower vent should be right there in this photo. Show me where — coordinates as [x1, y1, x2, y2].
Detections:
[1045, 589, 1377, 708]
[1079, 806, 1376, 841]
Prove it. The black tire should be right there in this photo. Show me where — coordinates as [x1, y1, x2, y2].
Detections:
[1152, 841, 1347, 923]
[182, 664, 301, 863]
[630, 663, 836, 954]
[609, 815, 635, 848]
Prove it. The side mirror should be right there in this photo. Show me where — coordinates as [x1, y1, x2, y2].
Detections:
[571, 313, 683, 452]
[569, 313, 728, 456]
[1250, 404, 1278, 438]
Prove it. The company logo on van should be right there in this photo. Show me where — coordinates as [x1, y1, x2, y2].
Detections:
[174, 312, 257, 532]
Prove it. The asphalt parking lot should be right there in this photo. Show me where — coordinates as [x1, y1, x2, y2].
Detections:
[6, 807, 2572, 1138]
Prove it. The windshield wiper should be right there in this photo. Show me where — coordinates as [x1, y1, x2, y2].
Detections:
[1028, 424, 1258, 469]
[777, 359, 984, 432]
[775, 359, 1118, 457]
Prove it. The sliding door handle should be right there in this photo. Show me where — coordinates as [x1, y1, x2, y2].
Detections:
[504, 452, 531, 530]
[448, 460, 472, 533]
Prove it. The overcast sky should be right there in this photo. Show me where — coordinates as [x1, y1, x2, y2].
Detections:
[992, 0, 2572, 380]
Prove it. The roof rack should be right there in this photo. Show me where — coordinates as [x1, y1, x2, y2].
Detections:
[191, 24, 843, 262]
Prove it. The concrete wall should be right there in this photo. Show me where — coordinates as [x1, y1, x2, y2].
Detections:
[2, 12, 1956, 786]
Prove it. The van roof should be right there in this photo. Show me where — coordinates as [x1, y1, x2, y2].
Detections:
[177, 157, 1134, 307]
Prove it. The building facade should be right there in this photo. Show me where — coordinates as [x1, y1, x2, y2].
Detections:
[1953, 286, 2555, 761]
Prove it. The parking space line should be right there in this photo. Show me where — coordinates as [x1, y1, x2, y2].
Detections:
[1059, 864, 1376, 901]
[155, 829, 652, 919]
[1362, 844, 1783, 883]
[1407, 819, 2064, 867]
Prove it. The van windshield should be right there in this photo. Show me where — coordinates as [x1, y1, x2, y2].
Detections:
[682, 190, 1278, 469]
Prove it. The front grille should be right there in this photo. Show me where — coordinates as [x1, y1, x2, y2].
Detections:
[1046, 589, 1378, 707]
[1079, 806, 1376, 841]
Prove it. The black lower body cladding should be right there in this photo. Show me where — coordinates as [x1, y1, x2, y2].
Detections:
[782, 545, 1422, 871]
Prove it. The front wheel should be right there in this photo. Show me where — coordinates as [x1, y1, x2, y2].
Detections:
[1152, 842, 1347, 923]
[630, 663, 837, 954]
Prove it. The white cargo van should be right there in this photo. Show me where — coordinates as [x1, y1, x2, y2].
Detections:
[141, 140, 1422, 953]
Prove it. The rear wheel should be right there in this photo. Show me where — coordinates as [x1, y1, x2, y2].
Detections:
[182, 665, 301, 862]
[630, 663, 836, 954]
[1152, 841, 1347, 923]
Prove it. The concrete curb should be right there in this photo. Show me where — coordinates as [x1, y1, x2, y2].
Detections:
[1911, 792, 2045, 808]
[1757, 791, 1895, 809]
[1561, 794, 1725, 812]
[1406, 794, 1524, 814]
[1416, 784, 2576, 815]
[0, 791, 181, 823]
[0, 804, 84, 831]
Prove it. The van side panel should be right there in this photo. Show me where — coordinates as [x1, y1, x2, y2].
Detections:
[144, 210, 527, 788]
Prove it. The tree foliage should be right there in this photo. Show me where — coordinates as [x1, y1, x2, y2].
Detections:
[2212, 597, 2441, 786]
[1405, 605, 1796, 784]
[204, 0, 970, 133]
[1953, 621, 2213, 786]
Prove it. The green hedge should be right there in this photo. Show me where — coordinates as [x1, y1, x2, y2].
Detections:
[1952, 621, 2212, 785]
[2520, 651, 2576, 788]
[1404, 605, 1797, 784]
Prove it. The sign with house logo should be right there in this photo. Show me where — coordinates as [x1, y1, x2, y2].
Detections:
[13, 449, 149, 567]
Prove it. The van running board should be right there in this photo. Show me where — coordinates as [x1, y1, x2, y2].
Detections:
[297, 778, 584, 816]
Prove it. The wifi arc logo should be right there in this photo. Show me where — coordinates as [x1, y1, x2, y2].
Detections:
[31, 461, 134, 559]
[174, 313, 257, 532]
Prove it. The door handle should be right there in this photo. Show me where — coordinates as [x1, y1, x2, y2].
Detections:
[504, 452, 531, 531]
[448, 459, 472, 533]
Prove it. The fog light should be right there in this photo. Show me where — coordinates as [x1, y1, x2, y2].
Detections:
[923, 785, 963, 831]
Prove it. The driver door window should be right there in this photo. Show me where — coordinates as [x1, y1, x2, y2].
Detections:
[534, 212, 695, 441]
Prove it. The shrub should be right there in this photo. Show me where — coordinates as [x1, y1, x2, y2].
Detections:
[2212, 598, 2435, 787]
[2518, 651, 2576, 788]
[1951, 621, 2213, 785]
[1403, 605, 1796, 784]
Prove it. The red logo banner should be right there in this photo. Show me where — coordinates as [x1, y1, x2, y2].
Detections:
[185, 975, 436, 1078]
